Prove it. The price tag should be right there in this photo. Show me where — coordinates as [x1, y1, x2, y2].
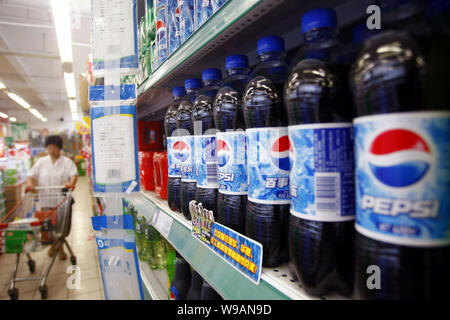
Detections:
[152, 208, 173, 238]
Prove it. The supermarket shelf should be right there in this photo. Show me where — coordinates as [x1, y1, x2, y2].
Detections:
[136, 0, 372, 121]
[125, 191, 347, 300]
[139, 259, 169, 300]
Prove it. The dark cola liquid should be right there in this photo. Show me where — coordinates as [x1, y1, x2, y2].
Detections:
[214, 71, 248, 234]
[243, 52, 290, 267]
[285, 56, 355, 297]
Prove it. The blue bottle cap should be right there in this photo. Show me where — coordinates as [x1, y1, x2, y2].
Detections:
[184, 78, 202, 90]
[173, 86, 186, 97]
[301, 8, 337, 34]
[202, 68, 222, 81]
[257, 36, 285, 55]
[225, 54, 249, 70]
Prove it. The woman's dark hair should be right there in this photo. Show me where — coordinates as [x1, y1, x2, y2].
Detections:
[45, 135, 63, 149]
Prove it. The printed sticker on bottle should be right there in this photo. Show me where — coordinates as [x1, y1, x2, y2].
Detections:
[216, 131, 248, 194]
[354, 111, 450, 246]
[180, 135, 196, 182]
[167, 136, 183, 178]
[246, 127, 291, 204]
[289, 123, 355, 222]
[196, 134, 218, 188]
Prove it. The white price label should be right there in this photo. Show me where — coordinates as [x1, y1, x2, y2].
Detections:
[152, 209, 173, 238]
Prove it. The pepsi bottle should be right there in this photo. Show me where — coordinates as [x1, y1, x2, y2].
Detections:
[351, 0, 450, 299]
[193, 68, 222, 218]
[285, 8, 355, 297]
[165, 86, 186, 212]
[187, 270, 203, 300]
[200, 280, 222, 300]
[177, 78, 202, 220]
[213, 55, 250, 234]
[170, 252, 192, 300]
[242, 36, 290, 267]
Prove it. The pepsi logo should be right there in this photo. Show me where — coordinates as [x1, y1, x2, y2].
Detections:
[156, 20, 166, 42]
[173, 140, 190, 162]
[368, 129, 432, 187]
[175, 7, 181, 24]
[271, 135, 292, 172]
[217, 139, 230, 167]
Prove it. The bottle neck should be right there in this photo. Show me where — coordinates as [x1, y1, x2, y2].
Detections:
[202, 79, 221, 87]
[303, 27, 337, 44]
[186, 88, 200, 96]
[173, 95, 185, 101]
[258, 51, 286, 63]
[226, 67, 249, 77]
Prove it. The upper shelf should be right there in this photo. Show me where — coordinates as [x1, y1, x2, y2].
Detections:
[125, 191, 347, 300]
[136, 0, 372, 121]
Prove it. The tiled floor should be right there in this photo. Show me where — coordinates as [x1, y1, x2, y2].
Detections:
[0, 177, 105, 300]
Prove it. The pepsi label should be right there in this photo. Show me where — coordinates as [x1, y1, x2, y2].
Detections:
[354, 112, 450, 246]
[180, 135, 195, 182]
[289, 123, 355, 222]
[167, 136, 183, 178]
[216, 131, 248, 194]
[246, 127, 291, 204]
[155, 6, 168, 65]
[195, 134, 218, 188]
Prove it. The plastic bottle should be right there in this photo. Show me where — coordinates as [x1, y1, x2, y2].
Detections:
[213, 54, 250, 234]
[351, 0, 450, 299]
[170, 252, 192, 300]
[177, 78, 202, 219]
[193, 68, 222, 218]
[165, 241, 176, 298]
[284, 8, 355, 297]
[165, 86, 187, 212]
[187, 270, 204, 300]
[242, 36, 290, 267]
[200, 280, 222, 300]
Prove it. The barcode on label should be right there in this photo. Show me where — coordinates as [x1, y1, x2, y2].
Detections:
[206, 163, 217, 184]
[315, 173, 340, 215]
[108, 169, 121, 179]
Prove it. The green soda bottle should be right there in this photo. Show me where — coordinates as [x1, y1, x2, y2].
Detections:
[165, 241, 176, 298]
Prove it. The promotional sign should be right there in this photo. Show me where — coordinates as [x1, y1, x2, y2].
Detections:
[189, 201, 263, 284]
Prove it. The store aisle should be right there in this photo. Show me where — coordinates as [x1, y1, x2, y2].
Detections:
[0, 177, 104, 300]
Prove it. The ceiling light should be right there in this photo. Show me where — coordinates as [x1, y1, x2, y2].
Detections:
[7, 92, 30, 109]
[72, 112, 78, 121]
[29, 108, 44, 119]
[41, 117, 48, 122]
[9, 117, 17, 122]
[0, 112, 8, 119]
[64, 73, 76, 98]
[50, 0, 73, 63]
[69, 99, 77, 112]
[0, 81, 6, 90]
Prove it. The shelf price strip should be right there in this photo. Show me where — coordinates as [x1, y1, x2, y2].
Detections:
[190, 201, 263, 284]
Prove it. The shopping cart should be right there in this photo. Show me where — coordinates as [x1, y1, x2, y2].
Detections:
[0, 186, 76, 300]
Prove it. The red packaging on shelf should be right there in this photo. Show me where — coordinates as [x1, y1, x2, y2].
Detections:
[137, 120, 163, 151]
[139, 151, 156, 191]
[153, 151, 168, 200]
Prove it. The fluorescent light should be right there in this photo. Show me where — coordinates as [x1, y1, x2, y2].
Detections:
[72, 112, 78, 121]
[0, 81, 6, 90]
[69, 99, 77, 112]
[41, 117, 48, 122]
[50, 0, 73, 63]
[9, 117, 17, 122]
[29, 108, 44, 119]
[7, 92, 30, 109]
[64, 72, 76, 98]
[0, 112, 8, 119]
